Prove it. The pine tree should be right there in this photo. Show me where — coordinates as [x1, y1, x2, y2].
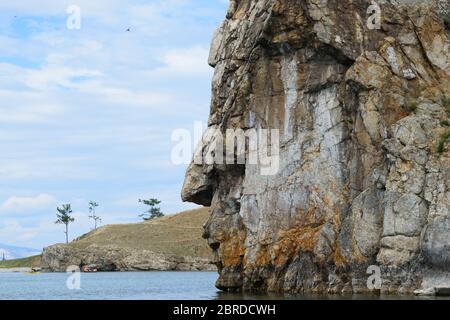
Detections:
[138, 198, 164, 221]
[55, 204, 75, 244]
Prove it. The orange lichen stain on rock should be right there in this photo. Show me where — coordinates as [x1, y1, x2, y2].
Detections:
[292, 204, 326, 229]
[331, 243, 347, 268]
[253, 245, 271, 266]
[272, 225, 323, 267]
[220, 232, 246, 267]
[245, 223, 324, 269]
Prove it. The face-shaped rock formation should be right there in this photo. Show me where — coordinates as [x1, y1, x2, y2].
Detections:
[182, 0, 450, 294]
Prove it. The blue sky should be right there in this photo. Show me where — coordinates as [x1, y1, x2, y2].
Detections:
[0, 0, 228, 250]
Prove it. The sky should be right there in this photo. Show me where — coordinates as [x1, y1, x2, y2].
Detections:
[0, 0, 229, 250]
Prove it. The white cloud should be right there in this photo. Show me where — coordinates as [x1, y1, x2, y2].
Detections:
[154, 46, 211, 76]
[0, 154, 98, 180]
[71, 81, 172, 108]
[24, 65, 102, 90]
[0, 98, 63, 124]
[0, 0, 226, 249]
[0, 194, 56, 213]
[0, 219, 59, 249]
[0, 220, 37, 245]
[0, 0, 125, 19]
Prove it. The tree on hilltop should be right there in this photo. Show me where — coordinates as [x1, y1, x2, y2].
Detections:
[138, 198, 164, 221]
[88, 201, 101, 230]
[55, 204, 75, 244]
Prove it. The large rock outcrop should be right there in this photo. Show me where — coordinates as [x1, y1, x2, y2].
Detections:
[41, 244, 215, 272]
[41, 208, 216, 272]
[182, 0, 450, 294]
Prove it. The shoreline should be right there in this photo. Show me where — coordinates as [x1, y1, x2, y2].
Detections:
[0, 267, 32, 273]
[0, 268, 216, 273]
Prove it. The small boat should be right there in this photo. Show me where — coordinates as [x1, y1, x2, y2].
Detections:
[82, 265, 98, 273]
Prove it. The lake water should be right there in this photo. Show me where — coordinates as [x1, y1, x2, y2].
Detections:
[1, 272, 449, 300]
[0, 272, 220, 300]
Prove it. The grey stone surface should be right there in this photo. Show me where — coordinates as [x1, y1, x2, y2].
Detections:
[182, 0, 450, 294]
[41, 244, 216, 272]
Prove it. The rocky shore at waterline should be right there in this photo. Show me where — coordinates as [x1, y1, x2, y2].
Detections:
[0, 267, 33, 273]
[41, 244, 215, 272]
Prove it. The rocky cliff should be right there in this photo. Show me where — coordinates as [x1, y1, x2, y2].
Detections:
[41, 208, 216, 272]
[182, 0, 450, 294]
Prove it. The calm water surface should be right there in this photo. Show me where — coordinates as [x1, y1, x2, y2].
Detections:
[0, 272, 220, 300]
[0, 272, 448, 300]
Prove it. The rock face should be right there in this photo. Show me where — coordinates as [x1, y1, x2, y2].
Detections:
[41, 244, 216, 272]
[182, 0, 450, 294]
